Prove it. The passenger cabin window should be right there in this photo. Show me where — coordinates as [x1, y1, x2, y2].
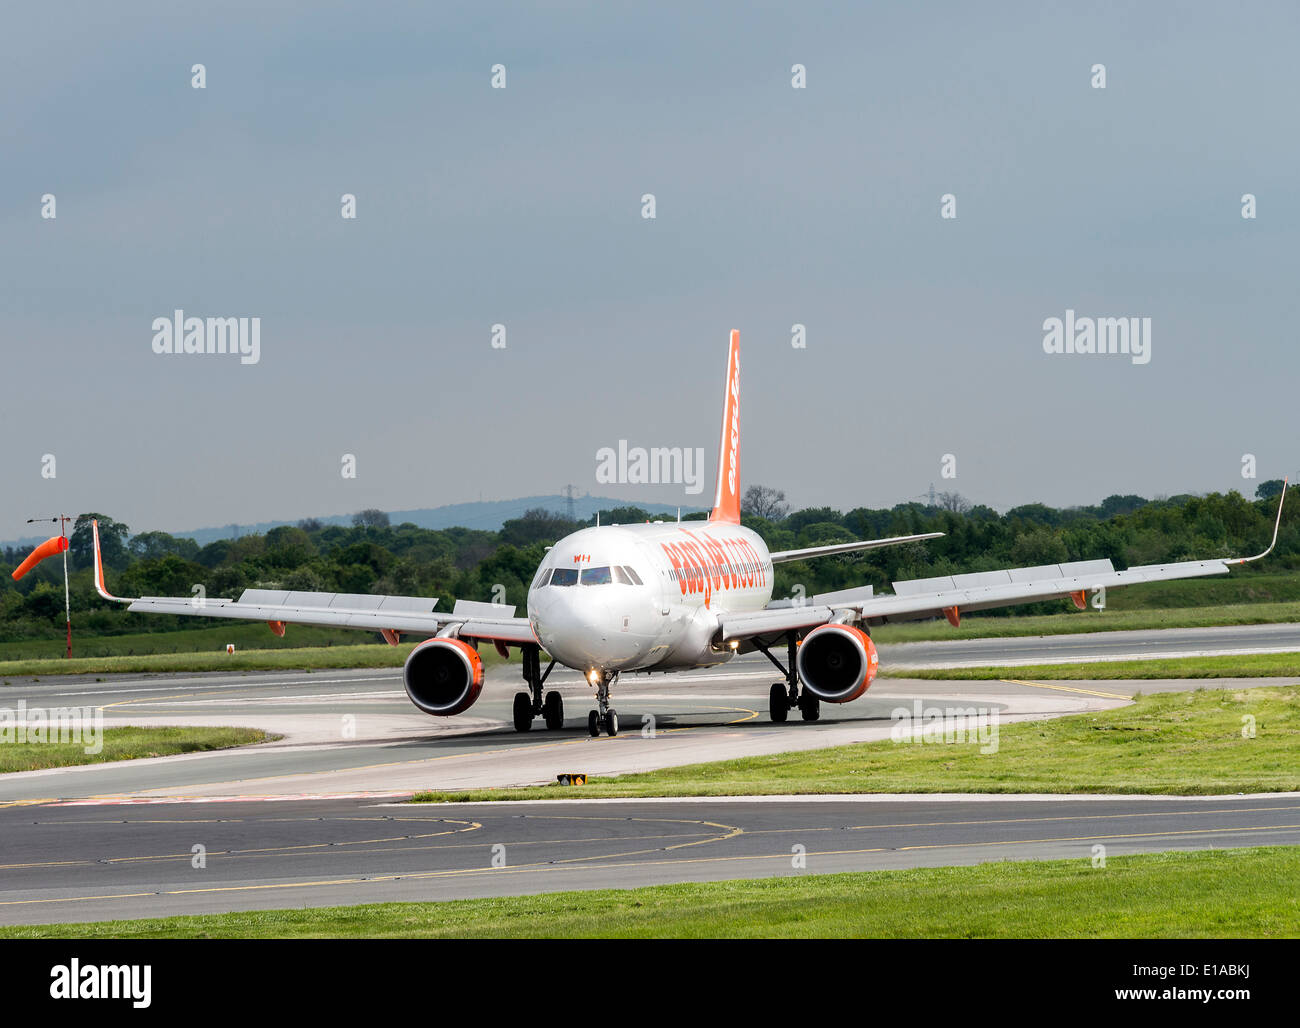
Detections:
[549, 568, 578, 587]
[580, 566, 613, 586]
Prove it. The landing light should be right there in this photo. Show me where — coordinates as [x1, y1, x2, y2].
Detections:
[729, 640, 739, 649]
[587, 669, 599, 684]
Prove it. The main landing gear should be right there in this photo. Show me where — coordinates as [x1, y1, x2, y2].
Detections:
[755, 633, 820, 723]
[513, 645, 564, 732]
[587, 670, 620, 737]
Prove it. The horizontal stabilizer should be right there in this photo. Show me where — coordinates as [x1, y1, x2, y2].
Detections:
[770, 532, 942, 564]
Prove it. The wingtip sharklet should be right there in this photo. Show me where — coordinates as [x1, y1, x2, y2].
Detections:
[91, 518, 133, 604]
[1225, 475, 1288, 566]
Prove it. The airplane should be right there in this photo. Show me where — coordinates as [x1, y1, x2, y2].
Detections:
[92, 330, 1287, 737]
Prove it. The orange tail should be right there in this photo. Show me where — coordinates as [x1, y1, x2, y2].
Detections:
[11, 535, 68, 581]
[709, 329, 741, 524]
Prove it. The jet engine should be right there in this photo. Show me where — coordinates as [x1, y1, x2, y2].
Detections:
[403, 637, 485, 715]
[795, 623, 879, 703]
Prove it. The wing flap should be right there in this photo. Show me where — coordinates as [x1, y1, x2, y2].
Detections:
[866, 558, 1229, 624]
[718, 557, 1232, 641]
[127, 595, 444, 633]
[235, 589, 439, 614]
[126, 593, 537, 644]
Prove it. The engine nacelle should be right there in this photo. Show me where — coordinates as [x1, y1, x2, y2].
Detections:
[796, 623, 879, 704]
[403, 637, 485, 716]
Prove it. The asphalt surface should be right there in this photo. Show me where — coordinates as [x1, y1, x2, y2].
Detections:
[2, 793, 1297, 926]
[2, 623, 1298, 802]
[1, 623, 1297, 926]
[0, 657, 1133, 801]
[884, 621, 1300, 668]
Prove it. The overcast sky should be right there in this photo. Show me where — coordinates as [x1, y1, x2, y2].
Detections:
[3, 1, 1298, 537]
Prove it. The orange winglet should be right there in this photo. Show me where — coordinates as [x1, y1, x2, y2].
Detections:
[943, 605, 960, 628]
[380, 628, 402, 646]
[11, 535, 68, 581]
[267, 620, 286, 637]
[1069, 590, 1087, 610]
[91, 520, 132, 604]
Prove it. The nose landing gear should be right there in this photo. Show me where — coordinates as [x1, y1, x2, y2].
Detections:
[587, 671, 620, 737]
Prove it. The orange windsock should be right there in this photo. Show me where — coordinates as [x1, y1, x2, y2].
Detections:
[11, 535, 69, 581]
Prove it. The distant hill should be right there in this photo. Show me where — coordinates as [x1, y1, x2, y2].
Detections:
[170, 495, 705, 546]
[1, 496, 705, 552]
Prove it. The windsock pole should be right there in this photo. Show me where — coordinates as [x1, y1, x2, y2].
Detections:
[24, 514, 74, 658]
[62, 518, 71, 658]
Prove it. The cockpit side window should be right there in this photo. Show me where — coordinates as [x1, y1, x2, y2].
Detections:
[622, 566, 644, 586]
[549, 567, 578, 587]
[531, 564, 551, 589]
[579, 565, 612, 585]
[612, 566, 632, 585]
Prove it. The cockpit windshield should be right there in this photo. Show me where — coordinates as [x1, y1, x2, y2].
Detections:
[546, 564, 642, 586]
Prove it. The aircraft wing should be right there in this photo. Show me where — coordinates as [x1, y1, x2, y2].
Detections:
[769, 532, 943, 563]
[718, 556, 1229, 643]
[91, 521, 538, 646]
[721, 484, 1288, 644]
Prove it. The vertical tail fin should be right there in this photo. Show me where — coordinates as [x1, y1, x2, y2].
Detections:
[709, 329, 741, 524]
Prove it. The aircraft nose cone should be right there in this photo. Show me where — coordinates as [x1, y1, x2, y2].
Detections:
[528, 588, 648, 671]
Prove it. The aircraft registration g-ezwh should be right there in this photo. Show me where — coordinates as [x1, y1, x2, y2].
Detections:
[93, 331, 1286, 737]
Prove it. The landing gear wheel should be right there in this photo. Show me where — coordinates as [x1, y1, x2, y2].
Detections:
[543, 691, 564, 730]
[769, 683, 789, 723]
[605, 709, 619, 737]
[800, 695, 821, 722]
[513, 691, 533, 732]
[588, 710, 601, 737]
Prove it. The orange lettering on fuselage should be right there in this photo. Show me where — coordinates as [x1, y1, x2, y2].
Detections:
[660, 529, 768, 600]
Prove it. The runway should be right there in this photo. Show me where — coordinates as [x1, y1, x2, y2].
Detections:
[886, 620, 1300, 668]
[1, 623, 1297, 927]
[0, 622, 1296, 803]
[0, 661, 1129, 802]
[1, 793, 1297, 926]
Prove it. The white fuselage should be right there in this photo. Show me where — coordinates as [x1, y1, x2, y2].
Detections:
[527, 521, 774, 675]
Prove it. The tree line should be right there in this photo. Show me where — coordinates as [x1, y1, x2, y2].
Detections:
[1, 483, 1294, 641]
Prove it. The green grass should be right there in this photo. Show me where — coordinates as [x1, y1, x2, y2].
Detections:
[1080, 571, 1300, 610]
[3, 847, 1295, 938]
[871, 599, 1300, 644]
[889, 652, 1300, 680]
[0, 640, 518, 680]
[414, 686, 1300, 801]
[0, 725, 273, 773]
[0, 623, 370, 663]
